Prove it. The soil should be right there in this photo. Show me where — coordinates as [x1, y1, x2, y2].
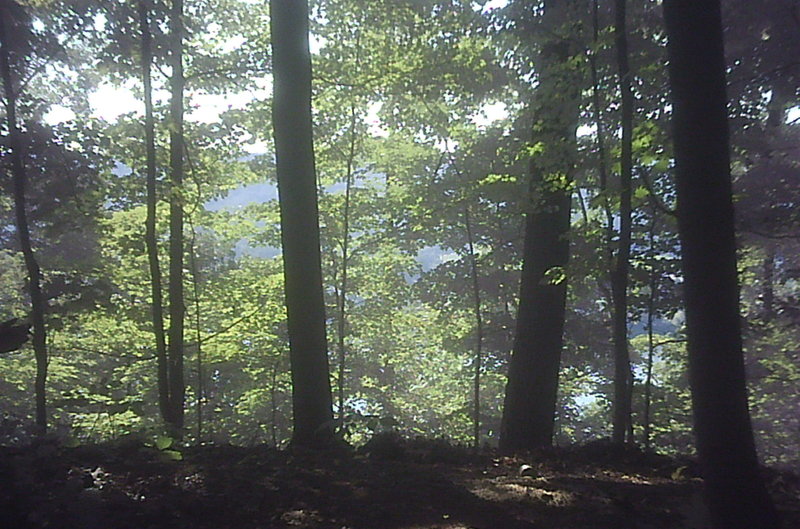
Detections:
[1, 436, 798, 529]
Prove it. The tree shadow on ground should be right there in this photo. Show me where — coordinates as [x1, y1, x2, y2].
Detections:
[1, 441, 798, 529]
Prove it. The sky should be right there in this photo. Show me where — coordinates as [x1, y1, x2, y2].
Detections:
[41, 0, 798, 151]
[44, 81, 510, 153]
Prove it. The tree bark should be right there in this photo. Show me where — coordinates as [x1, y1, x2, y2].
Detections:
[664, 1, 779, 527]
[762, 247, 775, 321]
[589, 0, 613, 237]
[500, 0, 579, 451]
[0, 4, 49, 432]
[465, 206, 483, 448]
[270, 0, 334, 448]
[337, 102, 357, 426]
[137, 0, 171, 426]
[643, 218, 657, 450]
[189, 228, 203, 443]
[611, 0, 634, 445]
[167, 0, 185, 433]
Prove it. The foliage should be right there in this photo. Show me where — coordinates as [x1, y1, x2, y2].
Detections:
[0, 0, 797, 471]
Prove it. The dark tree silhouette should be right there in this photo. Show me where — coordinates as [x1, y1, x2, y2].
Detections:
[611, 0, 634, 445]
[270, 0, 334, 447]
[137, 0, 171, 428]
[0, 2, 49, 432]
[501, 0, 580, 451]
[167, 0, 186, 433]
[663, 1, 779, 527]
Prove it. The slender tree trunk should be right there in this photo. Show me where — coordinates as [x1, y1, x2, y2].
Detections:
[270, 359, 279, 447]
[189, 228, 203, 444]
[589, 1, 626, 436]
[611, 0, 634, 445]
[0, 6, 48, 432]
[270, 0, 334, 448]
[760, 89, 784, 322]
[643, 219, 657, 450]
[465, 206, 483, 448]
[167, 0, 185, 434]
[137, 0, 171, 426]
[500, 0, 580, 451]
[589, 0, 613, 239]
[337, 102, 357, 425]
[762, 247, 775, 321]
[664, 1, 779, 527]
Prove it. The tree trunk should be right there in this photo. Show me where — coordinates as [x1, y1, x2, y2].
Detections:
[167, 0, 185, 434]
[337, 102, 357, 426]
[500, 0, 579, 452]
[589, 0, 613, 237]
[760, 89, 784, 321]
[0, 4, 49, 432]
[270, 0, 334, 448]
[465, 206, 483, 448]
[663, 1, 779, 527]
[137, 0, 171, 426]
[189, 229, 203, 443]
[643, 218, 657, 450]
[762, 247, 775, 321]
[611, 0, 634, 445]
[270, 359, 280, 447]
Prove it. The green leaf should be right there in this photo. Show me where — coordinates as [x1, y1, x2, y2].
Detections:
[671, 466, 687, 480]
[155, 435, 173, 451]
[161, 449, 183, 461]
[541, 266, 567, 286]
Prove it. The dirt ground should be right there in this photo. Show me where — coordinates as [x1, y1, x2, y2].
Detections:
[2, 436, 798, 529]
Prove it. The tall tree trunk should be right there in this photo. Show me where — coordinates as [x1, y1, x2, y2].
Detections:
[137, 0, 171, 426]
[760, 89, 785, 321]
[500, 0, 580, 452]
[643, 217, 657, 450]
[465, 206, 483, 448]
[270, 0, 334, 448]
[167, 0, 185, 434]
[0, 5, 48, 432]
[663, 1, 779, 527]
[611, 0, 634, 445]
[189, 227, 203, 443]
[337, 102, 357, 425]
[588, 0, 613, 237]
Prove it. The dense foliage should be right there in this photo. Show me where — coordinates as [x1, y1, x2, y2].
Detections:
[1, 0, 797, 471]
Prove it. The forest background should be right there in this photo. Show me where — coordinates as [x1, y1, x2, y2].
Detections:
[1, 0, 798, 472]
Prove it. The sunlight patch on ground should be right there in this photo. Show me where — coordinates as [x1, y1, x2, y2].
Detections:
[472, 477, 575, 507]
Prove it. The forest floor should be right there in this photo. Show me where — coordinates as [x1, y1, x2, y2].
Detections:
[2, 435, 799, 529]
